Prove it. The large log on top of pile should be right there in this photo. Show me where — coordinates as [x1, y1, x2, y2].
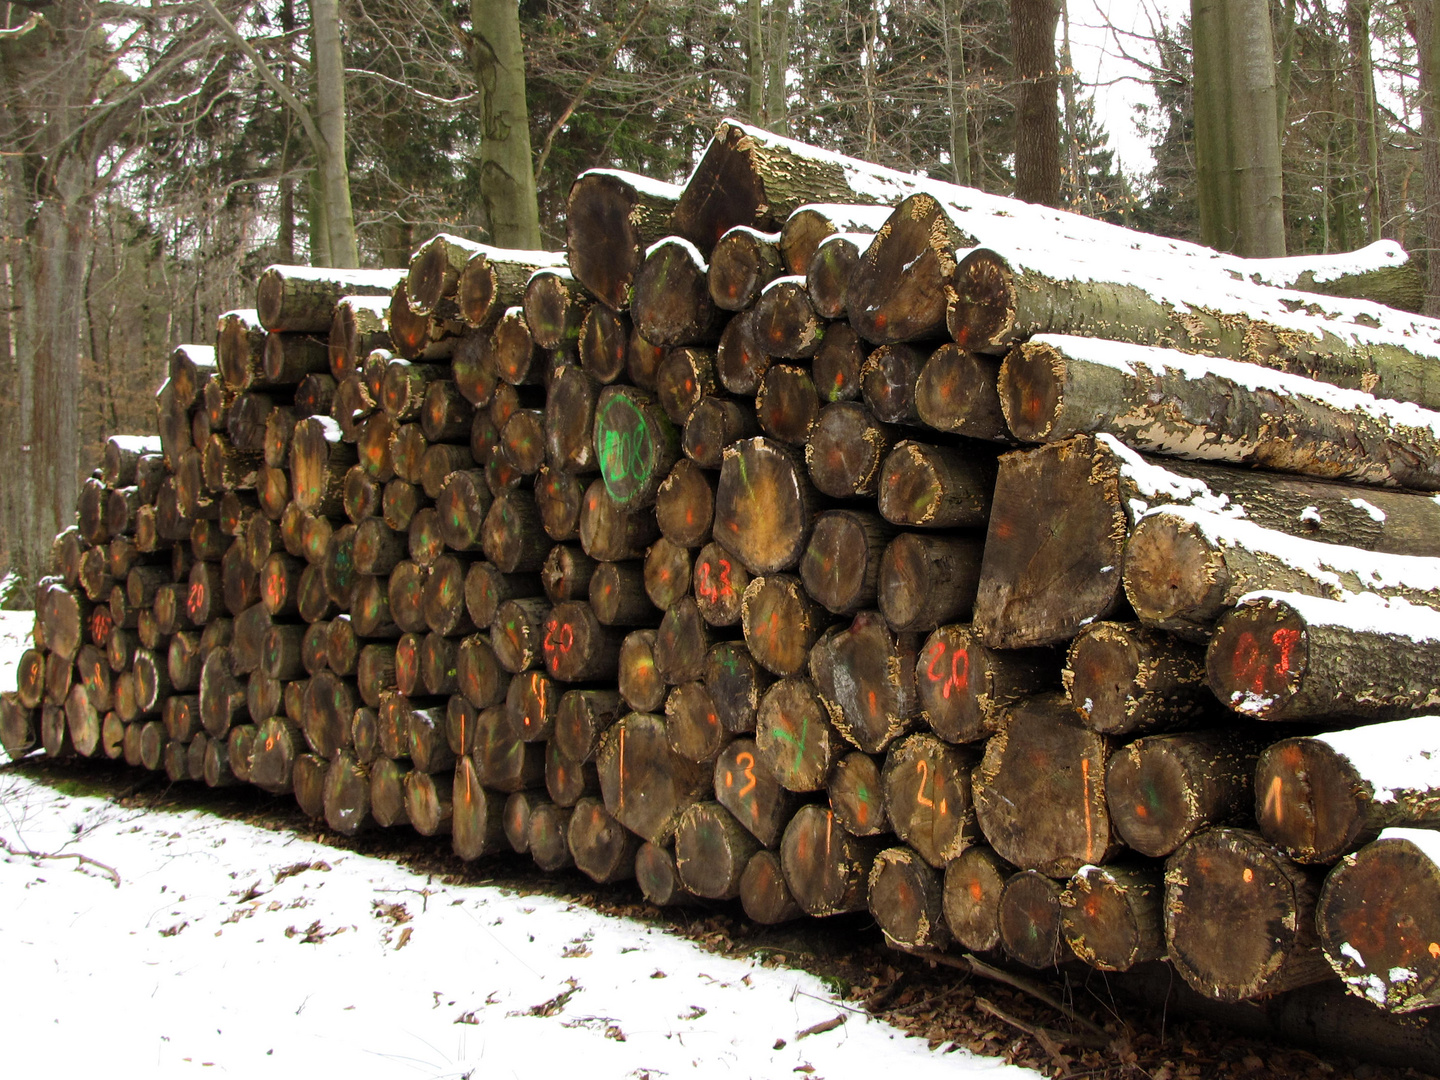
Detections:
[952, 248, 1440, 405]
[256, 264, 405, 332]
[1001, 334, 1440, 489]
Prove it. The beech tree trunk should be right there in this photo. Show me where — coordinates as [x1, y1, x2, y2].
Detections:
[471, 0, 541, 248]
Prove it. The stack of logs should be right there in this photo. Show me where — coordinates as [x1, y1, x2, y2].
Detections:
[10, 119, 1440, 1036]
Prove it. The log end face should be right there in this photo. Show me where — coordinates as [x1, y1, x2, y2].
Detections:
[255, 269, 285, 331]
[946, 249, 1015, 353]
[1255, 738, 1366, 864]
[1318, 836, 1440, 1013]
[998, 341, 1066, 443]
[1123, 512, 1231, 636]
[1206, 596, 1308, 720]
[1164, 828, 1316, 1002]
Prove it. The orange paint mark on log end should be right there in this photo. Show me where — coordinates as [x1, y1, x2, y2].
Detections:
[1242, 868, 1254, 884]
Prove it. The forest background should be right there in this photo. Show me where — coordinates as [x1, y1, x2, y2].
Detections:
[0, 0, 1435, 601]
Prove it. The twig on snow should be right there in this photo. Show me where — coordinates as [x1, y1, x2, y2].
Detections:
[0, 837, 121, 887]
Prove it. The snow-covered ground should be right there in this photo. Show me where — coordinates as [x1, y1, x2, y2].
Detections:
[0, 611, 1038, 1080]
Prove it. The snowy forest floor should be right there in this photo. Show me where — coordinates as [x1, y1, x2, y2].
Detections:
[0, 611, 1428, 1080]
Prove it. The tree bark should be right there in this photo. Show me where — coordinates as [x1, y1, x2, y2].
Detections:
[1008, 0, 1061, 207]
[470, 0, 541, 248]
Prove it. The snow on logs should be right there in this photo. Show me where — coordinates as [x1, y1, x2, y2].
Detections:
[22, 119, 1440, 1050]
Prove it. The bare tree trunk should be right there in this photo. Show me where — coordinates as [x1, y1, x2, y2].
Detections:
[940, 0, 972, 186]
[0, 12, 92, 593]
[310, 0, 357, 267]
[1193, 0, 1286, 256]
[764, 0, 789, 134]
[1009, 0, 1061, 206]
[747, 0, 764, 125]
[1416, 2, 1440, 316]
[1347, 0, 1384, 243]
[471, 0, 542, 249]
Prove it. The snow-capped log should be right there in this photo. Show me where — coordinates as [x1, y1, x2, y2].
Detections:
[998, 869, 1075, 969]
[1124, 506, 1440, 638]
[1317, 828, 1440, 1012]
[974, 434, 1440, 650]
[565, 169, 682, 313]
[167, 345, 216, 411]
[972, 692, 1120, 878]
[386, 279, 457, 363]
[1060, 862, 1166, 973]
[752, 276, 825, 360]
[942, 845, 1014, 953]
[1001, 334, 1440, 489]
[914, 624, 1058, 745]
[868, 845, 949, 951]
[256, 264, 405, 333]
[950, 249, 1440, 406]
[668, 120, 897, 255]
[327, 295, 391, 380]
[456, 245, 566, 332]
[779, 203, 891, 277]
[779, 804, 882, 916]
[407, 233, 486, 320]
[631, 237, 721, 348]
[1063, 621, 1211, 736]
[523, 267, 590, 352]
[1164, 827, 1332, 1002]
[1243, 239, 1423, 313]
[289, 417, 353, 517]
[707, 227, 782, 312]
[1254, 716, 1440, 864]
[848, 194, 974, 345]
[217, 310, 266, 391]
[1208, 592, 1440, 723]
